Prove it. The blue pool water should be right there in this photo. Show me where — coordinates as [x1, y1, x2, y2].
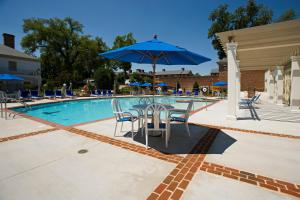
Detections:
[14, 97, 209, 126]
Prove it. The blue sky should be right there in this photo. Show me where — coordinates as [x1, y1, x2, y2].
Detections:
[0, 0, 299, 75]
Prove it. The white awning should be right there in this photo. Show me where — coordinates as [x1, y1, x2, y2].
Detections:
[216, 19, 300, 71]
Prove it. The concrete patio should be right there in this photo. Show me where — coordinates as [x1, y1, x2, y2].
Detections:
[0, 100, 300, 199]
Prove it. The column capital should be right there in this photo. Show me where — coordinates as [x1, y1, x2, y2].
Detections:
[291, 56, 300, 62]
[226, 42, 238, 50]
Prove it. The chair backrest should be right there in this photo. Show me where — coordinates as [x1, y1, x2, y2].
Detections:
[97, 90, 102, 95]
[55, 90, 62, 96]
[31, 90, 38, 97]
[45, 90, 54, 96]
[103, 90, 107, 95]
[184, 101, 194, 119]
[111, 98, 123, 121]
[139, 97, 152, 105]
[145, 103, 168, 130]
[253, 93, 261, 103]
[66, 90, 73, 96]
[194, 91, 199, 96]
[172, 90, 176, 95]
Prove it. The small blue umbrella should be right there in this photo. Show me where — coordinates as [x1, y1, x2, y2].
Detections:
[100, 36, 210, 87]
[213, 81, 227, 86]
[129, 82, 141, 87]
[141, 82, 152, 87]
[0, 74, 24, 81]
[156, 82, 168, 87]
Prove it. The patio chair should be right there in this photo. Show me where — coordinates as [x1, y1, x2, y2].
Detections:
[111, 98, 139, 139]
[186, 91, 191, 96]
[30, 90, 40, 99]
[55, 90, 63, 98]
[240, 94, 261, 107]
[91, 90, 100, 97]
[66, 90, 74, 98]
[194, 90, 199, 96]
[168, 100, 193, 136]
[178, 90, 183, 96]
[18, 90, 30, 100]
[102, 90, 107, 96]
[44, 90, 55, 99]
[144, 103, 170, 149]
[172, 90, 177, 95]
[107, 90, 112, 96]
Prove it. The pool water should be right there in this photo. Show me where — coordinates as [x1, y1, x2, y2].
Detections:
[14, 97, 209, 126]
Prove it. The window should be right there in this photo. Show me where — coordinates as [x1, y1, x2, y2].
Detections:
[8, 61, 17, 71]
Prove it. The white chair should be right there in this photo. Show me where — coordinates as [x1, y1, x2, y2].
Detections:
[111, 99, 139, 139]
[168, 100, 193, 136]
[144, 103, 170, 149]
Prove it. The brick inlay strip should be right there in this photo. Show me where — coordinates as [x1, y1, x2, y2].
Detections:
[191, 122, 300, 140]
[0, 128, 58, 143]
[147, 128, 219, 200]
[200, 161, 300, 198]
[67, 127, 183, 164]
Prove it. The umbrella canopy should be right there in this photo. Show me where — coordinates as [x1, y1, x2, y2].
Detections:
[213, 81, 228, 86]
[0, 74, 24, 81]
[141, 82, 152, 87]
[100, 36, 211, 90]
[156, 82, 168, 87]
[129, 82, 141, 87]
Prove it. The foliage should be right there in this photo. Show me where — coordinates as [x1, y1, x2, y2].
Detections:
[94, 67, 115, 90]
[112, 33, 136, 79]
[21, 17, 109, 87]
[208, 0, 295, 59]
[276, 9, 296, 22]
[119, 87, 131, 95]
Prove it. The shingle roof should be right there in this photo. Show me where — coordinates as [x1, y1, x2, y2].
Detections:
[155, 70, 192, 75]
[0, 44, 39, 61]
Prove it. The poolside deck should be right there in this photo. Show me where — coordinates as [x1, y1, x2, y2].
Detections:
[0, 98, 300, 200]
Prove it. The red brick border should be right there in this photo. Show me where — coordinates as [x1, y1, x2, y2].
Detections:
[200, 162, 300, 198]
[147, 128, 219, 200]
[191, 123, 300, 140]
[0, 128, 58, 143]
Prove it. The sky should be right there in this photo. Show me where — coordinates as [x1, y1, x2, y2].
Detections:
[0, 0, 299, 75]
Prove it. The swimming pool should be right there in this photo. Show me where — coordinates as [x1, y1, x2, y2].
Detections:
[14, 96, 210, 126]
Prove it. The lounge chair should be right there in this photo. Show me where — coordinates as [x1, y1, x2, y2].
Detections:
[55, 90, 63, 98]
[172, 90, 177, 95]
[19, 90, 30, 100]
[111, 99, 138, 139]
[107, 90, 112, 96]
[44, 90, 55, 99]
[30, 90, 40, 99]
[178, 90, 183, 96]
[194, 91, 199, 96]
[186, 91, 191, 96]
[102, 90, 107, 96]
[240, 94, 261, 107]
[66, 90, 74, 98]
[91, 90, 100, 97]
[168, 100, 193, 136]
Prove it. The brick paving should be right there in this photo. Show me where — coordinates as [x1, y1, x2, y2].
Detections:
[0, 128, 58, 143]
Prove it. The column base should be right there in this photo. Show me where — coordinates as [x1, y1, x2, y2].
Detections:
[226, 114, 237, 120]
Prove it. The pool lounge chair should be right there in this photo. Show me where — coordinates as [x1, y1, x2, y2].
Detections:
[172, 90, 177, 96]
[178, 90, 183, 96]
[240, 94, 261, 107]
[30, 90, 40, 99]
[186, 91, 191, 96]
[91, 90, 100, 97]
[55, 90, 63, 98]
[194, 91, 199, 96]
[66, 90, 74, 98]
[107, 90, 112, 96]
[19, 90, 30, 101]
[44, 90, 55, 99]
[102, 90, 107, 96]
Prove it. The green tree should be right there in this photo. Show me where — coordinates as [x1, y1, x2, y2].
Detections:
[129, 72, 143, 82]
[94, 67, 115, 90]
[208, 0, 294, 59]
[112, 33, 136, 79]
[21, 17, 109, 86]
[276, 9, 296, 22]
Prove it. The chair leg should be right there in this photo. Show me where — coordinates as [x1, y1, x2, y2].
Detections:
[120, 121, 124, 132]
[185, 122, 190, 136]
[131, 122, 134, 140]
[114, 122, 118, 137]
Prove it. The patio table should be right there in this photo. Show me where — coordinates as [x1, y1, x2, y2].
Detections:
[132, 104, 174, 136]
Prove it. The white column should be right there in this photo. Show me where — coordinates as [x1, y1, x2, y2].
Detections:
[226, 42, 238, 120]
[236, 60, 240, 111]
[274, 66, 284, 105]
[290, 56, 300, 111]
[267, 68, 275, 103]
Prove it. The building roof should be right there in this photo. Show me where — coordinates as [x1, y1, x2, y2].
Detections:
[216, 19, 300, 71]
[0, 44, 39, 61]
[155, 69, 192, 76]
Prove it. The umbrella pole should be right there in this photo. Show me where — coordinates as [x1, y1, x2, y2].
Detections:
[152, 63, 156, 95]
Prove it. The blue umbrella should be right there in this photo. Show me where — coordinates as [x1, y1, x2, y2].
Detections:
[213, 81, 227, 86]
[129, 82, 141, 87]
[156, 82, 168, 87]
[141, 82, 152, 87]
[100, 36, 210, 87]
[0, 74, 24, 81]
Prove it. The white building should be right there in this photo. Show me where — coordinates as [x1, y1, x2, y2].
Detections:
[216, 19, 300, 119]
[0, 33, 41, 92]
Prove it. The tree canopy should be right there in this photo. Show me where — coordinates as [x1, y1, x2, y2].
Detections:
[21, 17, 136, 89]
[208, 0, 297, 59]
